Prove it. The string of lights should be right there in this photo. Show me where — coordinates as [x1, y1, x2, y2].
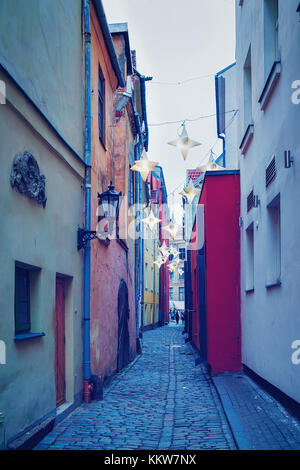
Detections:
[148, 109, 238, 127]
[149, 73, 215, 86]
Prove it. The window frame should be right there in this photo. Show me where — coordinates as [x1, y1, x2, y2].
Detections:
[98, 65, 105, 147]
[15, 266, 31, 333]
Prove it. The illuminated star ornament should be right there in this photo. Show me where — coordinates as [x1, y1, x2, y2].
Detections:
[159, 241, 170, 258]
[153, 256, 165, 269]
[197, 150, 224, 172]
[163, 221, 182, 240]
[141, 208, 161, 231]
[168, 122, 201, 160]
[179, 179, 201, 205]
[130, 150, 158, 182]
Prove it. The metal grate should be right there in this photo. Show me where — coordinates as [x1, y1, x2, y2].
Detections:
[247, 190, 254, 212]
[266, 156, 276, 187]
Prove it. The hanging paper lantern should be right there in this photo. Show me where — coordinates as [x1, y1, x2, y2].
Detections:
[168, 122, 201, 160]
[179, 179, 201, 205]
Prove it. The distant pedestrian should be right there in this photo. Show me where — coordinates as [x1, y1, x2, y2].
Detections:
[175, 311, 179, 324]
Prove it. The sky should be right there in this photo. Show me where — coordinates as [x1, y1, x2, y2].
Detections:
[103, 0, 236, 222]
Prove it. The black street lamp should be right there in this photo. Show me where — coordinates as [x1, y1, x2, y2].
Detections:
[77, 181, 121, 250]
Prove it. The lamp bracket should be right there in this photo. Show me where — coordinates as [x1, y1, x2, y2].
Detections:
[77, 227, 98, 250]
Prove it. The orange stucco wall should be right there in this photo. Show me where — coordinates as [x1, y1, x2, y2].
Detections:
[89, 4, 136, 381]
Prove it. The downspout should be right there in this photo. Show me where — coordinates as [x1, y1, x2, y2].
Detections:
[83, 0, 92, 403]
[215, 73, 226, 168]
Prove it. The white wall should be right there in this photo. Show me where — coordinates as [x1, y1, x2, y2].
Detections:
[236, 0, 300, 403]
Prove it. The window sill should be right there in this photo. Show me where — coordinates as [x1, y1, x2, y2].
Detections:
[245, 288, 254, 294]
[259, 61, 281, 111]
[265, 281, 281, 290]
[239, 124, 254, 156]
[14, 332, 45, 341]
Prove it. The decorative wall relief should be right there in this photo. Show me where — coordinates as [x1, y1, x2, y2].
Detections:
[10, 152, 47, 208]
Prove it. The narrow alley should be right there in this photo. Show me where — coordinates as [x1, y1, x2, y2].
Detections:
[35, 325, 235, 451]
[35, 324, 300, 451]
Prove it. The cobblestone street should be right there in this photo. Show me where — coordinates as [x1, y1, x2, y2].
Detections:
[35, 325, 236, 450]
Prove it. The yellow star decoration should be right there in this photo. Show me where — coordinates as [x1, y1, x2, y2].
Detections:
[179, 179, 201, 205]
[130, 151, 158, 182]
[168, 122, 201, 161]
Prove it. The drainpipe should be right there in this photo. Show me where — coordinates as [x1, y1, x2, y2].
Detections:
[83, 0, 92, 403]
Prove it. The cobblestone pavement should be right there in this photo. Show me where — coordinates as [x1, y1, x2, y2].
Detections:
[35, 324, 236, 450]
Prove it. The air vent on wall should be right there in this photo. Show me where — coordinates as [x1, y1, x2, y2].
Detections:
[266, 156, 276, 187]
[247, 189, 254, 212]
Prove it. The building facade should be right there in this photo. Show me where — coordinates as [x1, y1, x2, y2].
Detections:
[168, 227, 185, 313]
[236, 0, 300, 403]
[0, 0, 85, 447]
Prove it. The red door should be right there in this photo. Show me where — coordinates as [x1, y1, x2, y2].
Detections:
[55, 277, 65, 406]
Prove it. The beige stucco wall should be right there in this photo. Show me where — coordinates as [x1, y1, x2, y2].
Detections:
[0, 68, 85, 445]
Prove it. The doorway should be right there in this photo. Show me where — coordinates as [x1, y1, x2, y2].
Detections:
[117, 279, 130, 372]
[55, 277, 65, 406]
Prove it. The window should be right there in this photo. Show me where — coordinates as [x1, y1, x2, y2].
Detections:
[179, 271, 184, 280]
[179, 287, 184, 301]
[15, 267, 30, 333]
[98, 66, 105, 145]
[151, 266, 154, 291]
[128, 165, 135, 206]
[245, 223, 254, 291]
[169, 288, 173, 300]
[243, 47, 252, 130]
[145, 262, 148, 288]
[144, 304, 148, 325]
[169, 271, 174, 280]
[179, 248, 185, 260]
[264, 0, 279, 79]
[266, 194, 281, 286]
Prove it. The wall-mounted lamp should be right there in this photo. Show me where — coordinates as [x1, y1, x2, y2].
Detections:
[284, 150, 294, 168]
[77, 182, 121, 250]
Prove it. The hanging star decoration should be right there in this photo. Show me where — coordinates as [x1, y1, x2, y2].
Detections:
[179, 179, 202, 205]
[169, 246, 180, 258]
[159, 241, 170, 258]
[168, 122, 201, 160]
[153, 256, 165, 269]
[178, 268, 184, 276]
[141, 206, 161, 231]
[130, 150, 158, 182]
[168, 262, 177, 273]
[163, 221, 182, 240]
[197, 150, 224, 172]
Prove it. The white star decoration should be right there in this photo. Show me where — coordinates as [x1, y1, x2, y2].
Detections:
[141, 209, 161, 231]
[163, 221, 182, 240]
[168, 122, 201, 160]
[130, 151, 158, 182]
[197, 150, 224, 172]
[179, 179, 201, 205]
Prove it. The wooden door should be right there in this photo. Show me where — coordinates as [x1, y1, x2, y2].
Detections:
[55, 277, 65, 406]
